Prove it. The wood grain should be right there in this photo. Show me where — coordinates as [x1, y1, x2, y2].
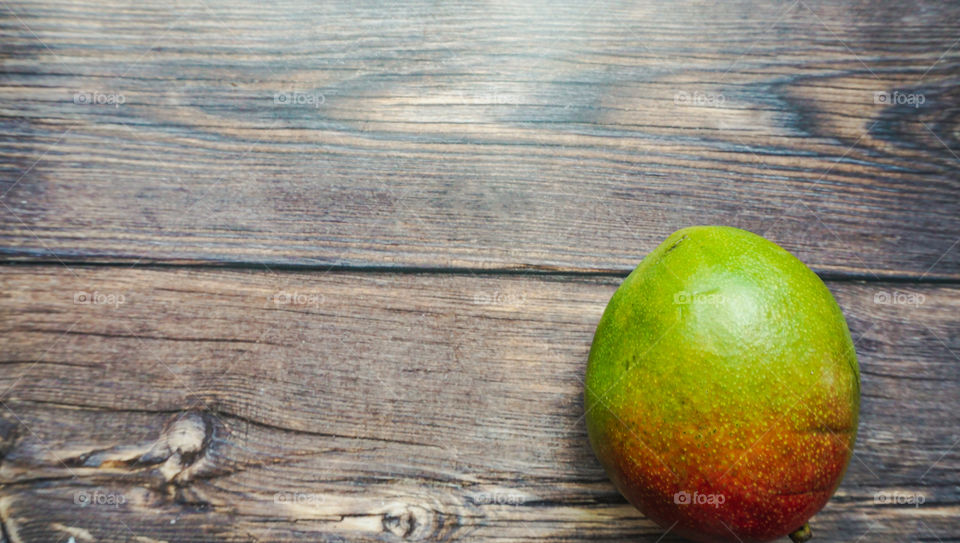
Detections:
[1, 0, 959, 277]
[0, 267, 956, 542]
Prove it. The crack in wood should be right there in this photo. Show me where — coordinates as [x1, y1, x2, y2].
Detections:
[2, 261, 959, 284]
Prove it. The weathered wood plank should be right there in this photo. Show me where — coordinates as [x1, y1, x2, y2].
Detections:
[1, 0, 959, 277]
[0, 267, 956, 541]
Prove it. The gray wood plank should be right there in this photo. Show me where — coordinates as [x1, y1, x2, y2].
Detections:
[0, 267, 956, 541]
[1, 0, 958, 277]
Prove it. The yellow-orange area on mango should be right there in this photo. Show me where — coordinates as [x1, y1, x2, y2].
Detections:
[585, 226, 860, 543]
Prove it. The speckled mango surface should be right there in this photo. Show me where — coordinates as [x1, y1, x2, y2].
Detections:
[585, 226, 860, 543]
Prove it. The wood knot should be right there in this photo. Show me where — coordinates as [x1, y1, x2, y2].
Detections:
[0, 413, 21, 462]
[381, 504, 437, 540]
[140, 411, 217, 484]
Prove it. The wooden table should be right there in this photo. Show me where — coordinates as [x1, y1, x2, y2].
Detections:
[1, 1, 958, 541]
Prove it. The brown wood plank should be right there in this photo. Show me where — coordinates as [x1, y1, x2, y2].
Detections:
[1, 0, 959, 277]
[0, 267, 956, 541]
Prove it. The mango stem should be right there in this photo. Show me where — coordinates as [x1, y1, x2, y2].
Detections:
[788, 523, 813, 542]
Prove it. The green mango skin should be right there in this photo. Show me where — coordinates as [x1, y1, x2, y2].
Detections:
[585, 226, 860, 543]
